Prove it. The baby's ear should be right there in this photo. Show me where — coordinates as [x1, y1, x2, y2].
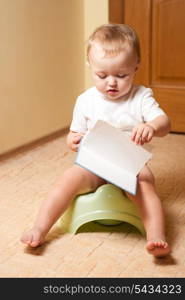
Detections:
[135, 63, 140, 71]
[86, 61, 90, 67]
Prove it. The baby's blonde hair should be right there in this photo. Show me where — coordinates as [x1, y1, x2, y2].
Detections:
[87, 24, 140, 63]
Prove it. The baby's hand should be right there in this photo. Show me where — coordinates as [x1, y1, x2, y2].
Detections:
[131, 123, 155, 145]
[67, 131, 84, 152]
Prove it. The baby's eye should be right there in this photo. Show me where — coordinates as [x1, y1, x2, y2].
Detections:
[97, 74, 106, 79]
[117, 74, 127, 78]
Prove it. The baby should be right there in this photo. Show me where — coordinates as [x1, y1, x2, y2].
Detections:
[21, 24, 171, 258]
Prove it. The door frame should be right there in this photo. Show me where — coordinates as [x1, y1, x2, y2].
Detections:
[109, 0, 124, 24]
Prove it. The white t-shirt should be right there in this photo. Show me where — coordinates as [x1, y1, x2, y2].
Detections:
[70, 85, 166, 135]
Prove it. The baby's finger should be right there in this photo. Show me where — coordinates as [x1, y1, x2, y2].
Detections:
[142, 127, 149, 138]
[71, 143, 79, 152]
[147, 130, 154, 142]
[131, 127, 137, 141]
[73, 135, 82, 144]
[141, 127, 150, 142]
[134, 128, 144, 144]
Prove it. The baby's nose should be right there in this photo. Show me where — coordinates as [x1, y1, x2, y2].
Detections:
[108, 76, 117, 86]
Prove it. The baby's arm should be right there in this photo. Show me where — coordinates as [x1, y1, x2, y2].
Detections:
[67, 131, 84, 152]
[131, 115, 171, 145]
[146, 114, 171, 137]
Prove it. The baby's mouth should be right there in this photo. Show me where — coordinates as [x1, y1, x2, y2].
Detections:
[107, 89, 119, 94]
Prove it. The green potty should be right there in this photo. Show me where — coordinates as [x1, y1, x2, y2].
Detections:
[57, 184, 145, 236]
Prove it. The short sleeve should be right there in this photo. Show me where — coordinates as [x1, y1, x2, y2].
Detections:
[70, 96, 87, 133]
[141, 88, 166, 122]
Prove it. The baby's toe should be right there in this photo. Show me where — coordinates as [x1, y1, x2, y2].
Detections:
[29, 231, 44, 247]
[30, 240, 40, 247]
[163, 242, 168, 248]
[156, 241, 162, 247]
[21, 232, 33, 245]
[158, 241, 167, 248]
[146, 241, 155, 250]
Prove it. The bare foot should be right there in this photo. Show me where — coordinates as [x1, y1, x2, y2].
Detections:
[20, 228, 46, 247]
[146, 240, 171, 258]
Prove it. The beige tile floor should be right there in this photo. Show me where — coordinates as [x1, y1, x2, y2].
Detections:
[0, 132, 185, 277]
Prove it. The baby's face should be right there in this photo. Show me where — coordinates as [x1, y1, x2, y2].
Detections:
[89, 43, 139, 101]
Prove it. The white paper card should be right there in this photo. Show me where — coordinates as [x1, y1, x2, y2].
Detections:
[75, 120, 152, 195]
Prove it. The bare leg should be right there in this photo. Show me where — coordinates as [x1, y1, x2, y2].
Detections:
[126, 165, 171, 258]
[21, 165, 106, 247]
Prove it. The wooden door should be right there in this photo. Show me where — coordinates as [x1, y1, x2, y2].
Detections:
[109, 0, 185, 132]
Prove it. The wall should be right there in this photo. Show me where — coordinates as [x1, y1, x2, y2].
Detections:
[84, 0, 108, 88]
[0, 0, 84, 154]
[0, 0, 108, 155]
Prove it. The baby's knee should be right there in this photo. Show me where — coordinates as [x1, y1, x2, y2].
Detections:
[138, 167, 155, 185]
[53, 166, 88, 195]
[61, 165, 93, 191]
[53, 166, 79, 189]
